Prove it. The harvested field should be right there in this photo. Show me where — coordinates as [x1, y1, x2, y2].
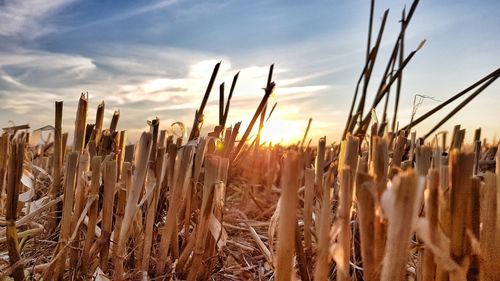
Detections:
[0, 0, 499, 281]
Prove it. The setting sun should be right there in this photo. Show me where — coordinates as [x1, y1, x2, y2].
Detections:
[259, 118, 303, 145]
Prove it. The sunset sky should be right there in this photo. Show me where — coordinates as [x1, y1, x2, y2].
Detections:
[0, 0, 499, 144]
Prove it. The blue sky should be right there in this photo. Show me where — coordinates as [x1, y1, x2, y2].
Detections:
[0, 0, 499, 144]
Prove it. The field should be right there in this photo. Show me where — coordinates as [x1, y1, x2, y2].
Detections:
[1, 0, 499, 280]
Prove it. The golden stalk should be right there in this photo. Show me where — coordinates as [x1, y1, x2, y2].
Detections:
[109, 110, 120, 132]
[61, 132, 68, 161]
[276, 151, 300, 281]
[422, 169, 439, 281]
[116, 130, 127, 181]
[467, 176, 481, 280]
[380, 169, 422, 281]
[81, 156, 102, 274]
[416, 145, 432, 175]
[156, 145, 194, 275]
[99, 159, 116, 272]
[73, 93, 88, 153]
[314, 136, 331, 280]
[201, 155, 223, 273]
[111, 161, 130, 258]
[5, 139, 25, 281]
[356, 172, 376, 281]
[337, 166, 352, 281]
[391, 131, 407, 173]
[435, 163, 450, 281]
[303, 167, 315, 254]
[370, 136, 388, 272]
[95, 101, 105, 143]
[114, 132, 152, 280]
[48, 101, 63, 232]
[300, 118, 313, 149]
[449, 150, 473, 266]
[0, 135, 8, 198]
[295, 219, 311, 281]
[480, 172, 498, 281]
[53, 151, 79, 281]
[187, 156, 219, 281]
[315, 138, 325, 198]
[496, 145, 500, 261]
[69, 150, 90, 270]
[141, 147, 165, 271]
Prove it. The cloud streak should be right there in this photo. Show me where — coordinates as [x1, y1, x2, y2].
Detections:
[0, 0, 75, 40]
[63, 0, 179, 32]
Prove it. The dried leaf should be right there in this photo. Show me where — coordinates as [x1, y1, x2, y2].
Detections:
[268, 196, 281, 261]
[209, 214, 228, 250]
[414, 217, 466, 279]
[19, 174, 34, 202]
[93, 267, 110, 281]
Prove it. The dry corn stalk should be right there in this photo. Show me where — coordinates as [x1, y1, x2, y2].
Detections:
[303, 167, 315, 255]
[114, 132, 152, 280]
[449, 150, 473, 267]
[276, 151, 300, 281]
[94, 101, 105, 143]
[392, 134, 406, 169]
[422, 168, 439, 281]
[5, 139, 25, 281]
[466, 176, 481, 280]
[116, 130, 127, 181]
[48, 101, 63, 232]
[141, 147, 165, 271]
[0, 135, 8, 199]
[380, 169, 423, 281]
[109, 110, 120, 132]
[436, 163, 450, 281]
[69, 150, 90, 270]
[157, 144, 194, 275]
[81, 156, 102, 274]
[496, 145, 500, 263]
[99, 159, 116, 271]
[314, 140, 332, 280]
[356, 172, 376, 281]
[416, 145, 432, 175]
[336, 166, 352, 281]
[112, 161, 130, 257]
[295, 218, 311, 281]
[370, 136, 388, 272]
[315, 138, 325, 198]
[73, 93, 88, 153]
[480, 172, 498, 281]
[53, 151, 79, 280]
[187, 155, 219, 281]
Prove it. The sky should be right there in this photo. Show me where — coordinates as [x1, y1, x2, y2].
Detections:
[0, 0, 499, 145]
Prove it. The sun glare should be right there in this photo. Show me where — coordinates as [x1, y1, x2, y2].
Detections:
[259, 119, 303, 145]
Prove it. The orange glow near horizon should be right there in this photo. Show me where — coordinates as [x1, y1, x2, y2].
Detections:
[258, 118, 303, 145]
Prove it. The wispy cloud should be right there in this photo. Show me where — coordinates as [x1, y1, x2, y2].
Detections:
[1, 74, 25, 88]
[0, 48, 95, 87]
[0, 0, 75, 40]
[62, 0, 179, 32]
